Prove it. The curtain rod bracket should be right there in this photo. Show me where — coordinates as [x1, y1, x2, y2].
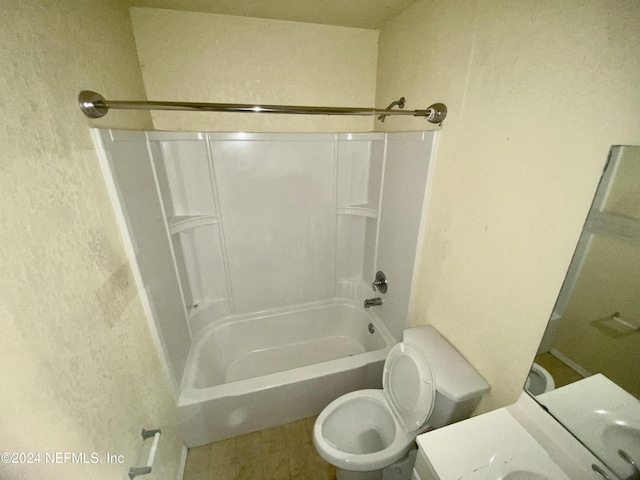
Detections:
[79, 90, 109, 119]
[78, 90, 447, 124]
[424, 103, 447, 124]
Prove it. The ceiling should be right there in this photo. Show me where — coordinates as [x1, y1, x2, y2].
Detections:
[126, 0, 419, 29]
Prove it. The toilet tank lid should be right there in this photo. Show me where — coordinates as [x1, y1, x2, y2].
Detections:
[403, 326, 490, 402]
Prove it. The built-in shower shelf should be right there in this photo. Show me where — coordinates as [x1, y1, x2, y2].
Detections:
[169, 215, 218, 235]
[336, 206, 378, 219]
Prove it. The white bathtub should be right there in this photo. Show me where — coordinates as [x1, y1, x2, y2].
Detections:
[178, 299, 395, 446]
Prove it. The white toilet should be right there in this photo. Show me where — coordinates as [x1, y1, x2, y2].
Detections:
[313, 325, 489, 480]
[525, 362, 555, 395]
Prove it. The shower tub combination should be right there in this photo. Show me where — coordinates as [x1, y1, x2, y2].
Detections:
[178, 299, 394, 446]
[94, 129, 435, 447]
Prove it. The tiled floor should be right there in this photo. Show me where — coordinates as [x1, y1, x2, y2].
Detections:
[535, 352, 583, 388]
[182, 416, 336, 480]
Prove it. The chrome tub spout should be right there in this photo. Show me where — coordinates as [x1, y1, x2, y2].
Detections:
[364, 298, 382, 308]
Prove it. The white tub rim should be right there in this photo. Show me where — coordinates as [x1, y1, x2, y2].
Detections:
[195, 297, 374, 334]
[179, 297, 395, 406]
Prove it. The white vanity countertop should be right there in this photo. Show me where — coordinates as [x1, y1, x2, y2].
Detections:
[537, 374, 640, 480]
[415, 393, 610, 480]
[417, 407, 571, 480]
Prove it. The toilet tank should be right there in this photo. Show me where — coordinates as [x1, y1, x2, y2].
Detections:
[403, 326, 489, 429]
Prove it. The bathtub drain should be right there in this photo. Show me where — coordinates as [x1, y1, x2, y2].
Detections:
[368, 323, 375, 334]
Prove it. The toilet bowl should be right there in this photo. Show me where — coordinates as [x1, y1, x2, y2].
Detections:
[525, 363, 555, 395]
[316, 390, 415, 472]
[313, 326, 490, 479]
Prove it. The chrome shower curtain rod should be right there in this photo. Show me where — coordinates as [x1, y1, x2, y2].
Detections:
[78, 91, 447, 124]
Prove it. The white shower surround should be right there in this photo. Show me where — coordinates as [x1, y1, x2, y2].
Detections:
[93, 128, 436, 446]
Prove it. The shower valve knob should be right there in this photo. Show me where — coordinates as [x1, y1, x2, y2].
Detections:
[371, 271, 387, 294]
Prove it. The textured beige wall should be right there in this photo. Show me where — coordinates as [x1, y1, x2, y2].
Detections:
[0, 2, 183, 479]
[376, 0, 640, 412]
[130, 8, 379, 132]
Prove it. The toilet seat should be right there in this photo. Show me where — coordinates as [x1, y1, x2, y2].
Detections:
[383, 342, 435, 432]
[313, 342, 436, 471]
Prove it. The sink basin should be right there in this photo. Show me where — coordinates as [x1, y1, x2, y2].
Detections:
[462, 467, 553, 480]
[537, 374, 640, 479]
[503, 471, 551, 480]
[466, 467, 553, 480]
[603, 422, 640, 453]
